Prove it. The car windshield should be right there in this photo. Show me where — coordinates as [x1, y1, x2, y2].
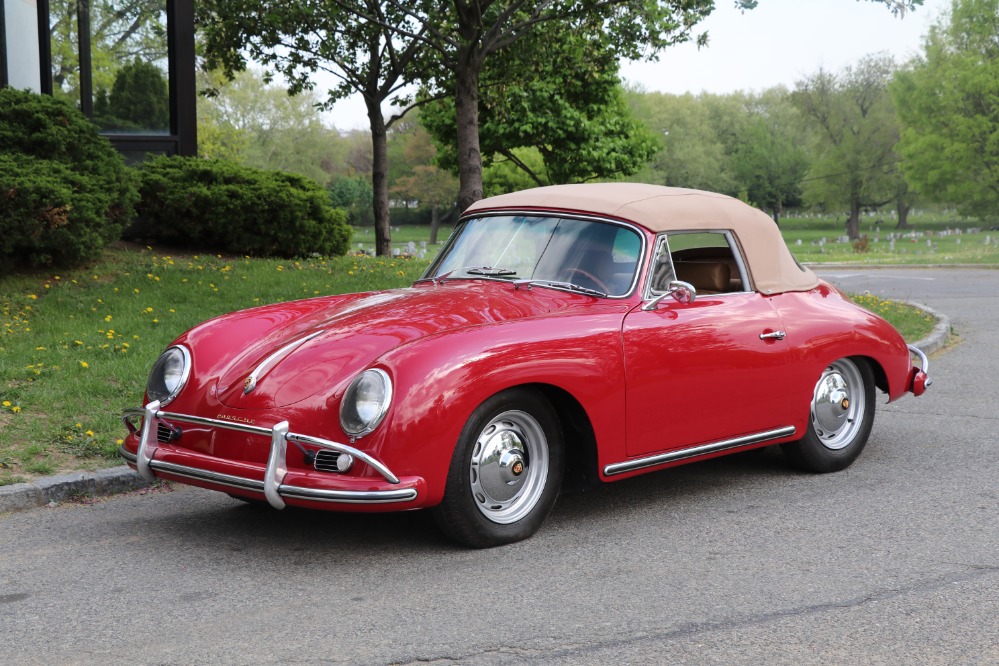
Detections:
[424, 215, 642, 297]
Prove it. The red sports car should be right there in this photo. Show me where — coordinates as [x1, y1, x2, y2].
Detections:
[121, 184, 930, 547]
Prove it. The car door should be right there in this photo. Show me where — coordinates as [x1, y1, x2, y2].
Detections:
[622, 232, 794, 458]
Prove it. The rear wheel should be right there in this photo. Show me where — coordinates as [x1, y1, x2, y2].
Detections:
[433, 388, 564, 548]
[782, 357, 876, 473]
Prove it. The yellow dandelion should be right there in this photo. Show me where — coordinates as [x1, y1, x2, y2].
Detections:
[11, 406, 21, 413]
[86, 430, 94, 437]
[2, 400, 10, 407]
[80, 361, 89, 368]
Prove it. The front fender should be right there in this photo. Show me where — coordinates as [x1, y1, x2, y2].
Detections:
[371, 309, 628, 505]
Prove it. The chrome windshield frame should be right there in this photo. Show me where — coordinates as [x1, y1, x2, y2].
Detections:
[420, 211, 648, 300]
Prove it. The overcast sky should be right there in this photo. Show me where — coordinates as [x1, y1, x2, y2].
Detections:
[326, 0, 950, 130]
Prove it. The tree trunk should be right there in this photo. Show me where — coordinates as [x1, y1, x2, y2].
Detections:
[367, 100, 392, 257]
[429, 204, 441, 245]
[895, 197, 911, 229]
[846, 200, 861, 240]
[454, 44, 484, 213]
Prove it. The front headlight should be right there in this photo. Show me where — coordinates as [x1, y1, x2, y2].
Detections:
[146, 346, 191, 406]
[339, 368, 392, 438]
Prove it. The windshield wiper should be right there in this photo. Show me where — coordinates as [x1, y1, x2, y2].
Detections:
[512, 279, 607, 298]
[414, 266, 515, 286]
[465, 266, 518, 277]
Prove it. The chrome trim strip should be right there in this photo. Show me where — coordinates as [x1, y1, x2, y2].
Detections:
[603, 426, 797, 476]
[119, 445, 137, 463]
[148, 460, 417, 504]
[244, 330, 324, 394]
[156, 410, 273, 437]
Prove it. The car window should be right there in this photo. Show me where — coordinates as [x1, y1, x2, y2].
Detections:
[648, 231, 749, 295]
[426, 215, 642, 297]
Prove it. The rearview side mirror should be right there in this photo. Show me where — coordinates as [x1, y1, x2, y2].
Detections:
[641, 280, 697, 311]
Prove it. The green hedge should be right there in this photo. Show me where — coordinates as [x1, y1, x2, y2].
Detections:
[133, 156, 352, 257]
[0, 88, 137, 270]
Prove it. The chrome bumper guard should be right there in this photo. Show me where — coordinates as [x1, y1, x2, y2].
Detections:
[907, 344, 932, 395]
[121, 401, 417, 508]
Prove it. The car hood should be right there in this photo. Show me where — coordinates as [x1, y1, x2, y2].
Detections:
[212, 282, 553, 409]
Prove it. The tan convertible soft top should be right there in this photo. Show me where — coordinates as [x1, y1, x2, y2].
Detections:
[464, 183, 819, 295]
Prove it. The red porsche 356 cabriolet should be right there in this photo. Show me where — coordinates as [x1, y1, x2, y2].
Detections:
[121, 184, 930, 547]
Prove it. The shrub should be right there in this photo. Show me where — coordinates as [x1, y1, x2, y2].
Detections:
[0, 154, 120, 267]
[133, 156, 351, 257]
[0, 89, 138, 270]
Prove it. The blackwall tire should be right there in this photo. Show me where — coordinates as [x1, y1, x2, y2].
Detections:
[782, 357, 876, 473]
[432, 388, 564, 548]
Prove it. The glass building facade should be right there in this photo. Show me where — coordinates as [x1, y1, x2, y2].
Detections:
[1, 0, 196, 158]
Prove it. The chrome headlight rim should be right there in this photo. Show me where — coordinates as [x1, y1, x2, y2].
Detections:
[146, 345, 191, 407]
[339, 368, 393, 438]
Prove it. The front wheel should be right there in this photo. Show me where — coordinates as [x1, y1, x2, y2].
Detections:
[433, 388, 564, 548]
[782, 357, 876, 473]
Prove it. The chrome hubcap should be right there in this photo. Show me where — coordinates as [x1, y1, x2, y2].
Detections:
[811, 359, 866, 450]
[469, 410, 549, 524]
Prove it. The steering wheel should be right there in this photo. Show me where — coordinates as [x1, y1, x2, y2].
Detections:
[559, 268, 611, 294]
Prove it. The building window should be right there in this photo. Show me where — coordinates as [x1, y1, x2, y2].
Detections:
[2, 0, 194, 155]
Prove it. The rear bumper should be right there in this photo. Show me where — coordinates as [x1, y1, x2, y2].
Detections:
[121, 401, 423, 510]
[906, 344, 932, 397]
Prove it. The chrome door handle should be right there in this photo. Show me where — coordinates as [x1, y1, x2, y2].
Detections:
[760, 331, 786, 341]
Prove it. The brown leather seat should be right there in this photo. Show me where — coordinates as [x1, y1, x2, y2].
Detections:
[673, 260, 731, 294]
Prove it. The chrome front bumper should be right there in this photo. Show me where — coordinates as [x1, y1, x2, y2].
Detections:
[121, 400, 418, 508]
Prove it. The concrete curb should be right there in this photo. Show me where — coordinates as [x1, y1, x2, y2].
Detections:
[0, 465, 148, 515]
[904, 300, 953, 356]
[1, 302, 955, 517]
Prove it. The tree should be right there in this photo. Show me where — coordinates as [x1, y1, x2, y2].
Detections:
[391, 165, 458, 244]
[196, 68, 343, 183]
[626, 90, 737, 194]
[200, 0, 431, 256]
[792, 55, 906, 240]
[387, 0, 923, 210]
[94, 58, 169, 131]
[729, 90, 809, 224]
[201, 0, 926, 238]
[892, 0, 999, 219]
[419, 18, 660, 186]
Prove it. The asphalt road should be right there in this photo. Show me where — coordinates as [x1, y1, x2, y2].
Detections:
[2, 267, 996, 665]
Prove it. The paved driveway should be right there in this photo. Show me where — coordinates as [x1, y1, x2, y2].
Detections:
[1, 267, 996, 665]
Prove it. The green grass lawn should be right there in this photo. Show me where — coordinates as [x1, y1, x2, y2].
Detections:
[0, 218, 951, 485]
[0, 243, 430, 485]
